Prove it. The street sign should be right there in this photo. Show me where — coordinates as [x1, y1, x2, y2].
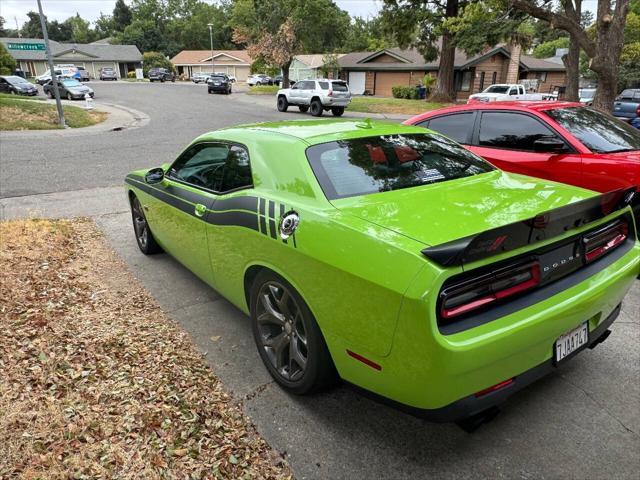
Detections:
[8, 43, 45, 51]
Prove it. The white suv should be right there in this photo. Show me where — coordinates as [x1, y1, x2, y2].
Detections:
[277, 79, 351, 116]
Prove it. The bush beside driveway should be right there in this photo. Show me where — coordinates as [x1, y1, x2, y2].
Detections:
[0, 218, 291, 480]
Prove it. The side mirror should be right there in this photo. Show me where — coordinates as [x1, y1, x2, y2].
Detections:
[145, 167, 165, 184]
[533, 137, 568, 154]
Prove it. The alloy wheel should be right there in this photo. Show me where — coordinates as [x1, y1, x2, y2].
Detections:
[132, 198, 148, 249]
[256, 281, 308, 381]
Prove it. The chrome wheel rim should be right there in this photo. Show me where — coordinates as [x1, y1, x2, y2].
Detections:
[256, 281, 308, 381]
[132, 199, 148, 249]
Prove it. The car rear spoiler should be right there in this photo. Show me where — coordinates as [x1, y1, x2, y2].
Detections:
[422, 187, 637, 267]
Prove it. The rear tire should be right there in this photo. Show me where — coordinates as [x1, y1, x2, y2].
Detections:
[310, 99, 323, 117]
[250, 270, 337, 395]
[277, 95, 289, 112]
[299, 105, 309, 113]
[331, 107, 345, 117]
[130, 195, 163, 255]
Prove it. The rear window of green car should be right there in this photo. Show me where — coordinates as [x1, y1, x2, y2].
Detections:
[306, 134, 495, 200]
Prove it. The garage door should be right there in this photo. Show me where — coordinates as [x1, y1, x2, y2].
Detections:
[349, 72, 366, 95]
[375, 72, 411, 97]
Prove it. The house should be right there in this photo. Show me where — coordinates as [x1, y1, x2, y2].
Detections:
[290, 54, 346, 82]
[0, 37, 142, 79]
[171, 50, 252, 81]
[338, 46, 566, 98]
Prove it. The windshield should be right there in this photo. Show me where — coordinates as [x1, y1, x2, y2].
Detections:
[545, 107, 640, 153]
[306, 134, 495, 200]
[483, 85, 510, 94]
[580, 90, 596, 99]
[210, 75, 226, 81]
[62, 79, 82, 87]
[6, 76, 29, 85]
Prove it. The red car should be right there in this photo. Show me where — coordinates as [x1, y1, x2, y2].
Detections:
[405, 102, 640, 203]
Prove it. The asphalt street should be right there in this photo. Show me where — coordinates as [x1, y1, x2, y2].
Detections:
[1, 82, 639, 479]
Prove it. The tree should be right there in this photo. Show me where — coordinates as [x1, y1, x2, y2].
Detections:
[320, 53, 341, 78]
[533, 37, 570, 58]
[342, 16, 392, 52]
[142, 51, 174, 76]
[509, 0, 632, 112]
[21, 12, 43, 38]
[0, 16, 8, 37]
[0, 43, 17, 75]
[94, 13, 116, 39]
[113, 0, 133, 32]
[168, 1, 235, 50]
[65, 13, 96, 43]
[380, 0, 465, 102]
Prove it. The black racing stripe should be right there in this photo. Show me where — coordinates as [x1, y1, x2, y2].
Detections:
[260, 215, 268, 235]
[208, 211, 259, 231]
[126, 173, 144, 181]
[259, 198, 266, 216]
[126, 178, 193, 216]
[212, 196, 258, 212]
[279, 203, 287, 244]
[269, 218, 277, 239]
[268, 200, 275, 219]
[164, 183, 209, 205]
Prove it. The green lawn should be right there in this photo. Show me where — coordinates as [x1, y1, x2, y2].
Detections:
[348, 97, 449, 115]
[0, 92, 45, 101]
[247, 85, 280, 95]
[0, 96, 107, 130]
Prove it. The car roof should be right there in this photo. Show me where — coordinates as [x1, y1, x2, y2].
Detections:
[208, 119, 428, 145]
[409, 101, 583, 121]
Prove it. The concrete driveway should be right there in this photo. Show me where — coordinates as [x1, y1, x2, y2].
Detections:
[1, 82, 638, 479]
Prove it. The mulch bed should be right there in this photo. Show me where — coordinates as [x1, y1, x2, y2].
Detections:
[0, 218, 291, 479]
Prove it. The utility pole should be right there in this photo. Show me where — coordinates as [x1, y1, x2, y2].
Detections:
[208, 23, 215, 74]
[14, 17, 22, 38]
[37, 0, 65, 127]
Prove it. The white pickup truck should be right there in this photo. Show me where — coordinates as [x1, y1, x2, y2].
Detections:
[468, 84, 555, 103]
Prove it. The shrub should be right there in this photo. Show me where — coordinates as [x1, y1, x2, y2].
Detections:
[392, 85, 419, 99]
[142, 52, 175, 77]
[0, 43, 17, 75]
[127, 71, 136, 78]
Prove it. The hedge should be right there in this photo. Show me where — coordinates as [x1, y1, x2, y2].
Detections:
[392, 85, 419, 100]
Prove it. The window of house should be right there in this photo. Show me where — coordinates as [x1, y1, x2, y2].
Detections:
[536, 72, 548, 82]
[456, 70, 472, 92]
[478, 112, 564, 151]
[491, 71, 497, 84]
[419, 112, 475, 144]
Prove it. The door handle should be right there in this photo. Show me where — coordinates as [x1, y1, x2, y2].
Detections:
[194, 203, 207, 218]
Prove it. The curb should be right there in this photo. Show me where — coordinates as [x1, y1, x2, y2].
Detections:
[0, 100, 150, 138]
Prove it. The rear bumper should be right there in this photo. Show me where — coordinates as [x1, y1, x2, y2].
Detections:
[208, 85, 230, 91]
[394, 303, 621, 422]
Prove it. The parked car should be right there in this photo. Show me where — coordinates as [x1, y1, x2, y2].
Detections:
[207, 74, 232, 94]
[247, 74, 272, 86]
[277, 79, 351, 117]
[0, 75, 38, 96]
[75, 66, 91, 82]
[125, 119, 639, 428]
[468, 84, 554, 103]
[35, 65, 76, 85]
[43, 78, 94, 100]
[578, 88, 596, 106]
[613, 89, 640, 121]
[191, 72, 212, 84]
[148, 68, 176, 83]
[405, 102, 640, 223]
[99, 67, 118, 81]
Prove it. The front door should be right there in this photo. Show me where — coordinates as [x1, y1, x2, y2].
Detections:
[468, 110, 582, 186]
[151, 143, 232, 285]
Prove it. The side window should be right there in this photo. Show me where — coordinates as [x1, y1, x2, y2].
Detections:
[169, 144, 229, 190]
[319, 81, 329, 90]
[478, 112, 562, 151]
[509, 87, 518, 96]
[420, 112, 475, 144]
[219, 145, 253, 192]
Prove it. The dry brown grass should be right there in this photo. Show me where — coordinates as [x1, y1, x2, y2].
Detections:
[0, 98, 107, 130]
[0, 219, 291, 479]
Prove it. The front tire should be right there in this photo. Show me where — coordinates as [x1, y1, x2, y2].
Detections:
[331, 107, 345, 117]
[208, 88, 213, 94]
[310, 99, 323, 117]
[130, 195, 163, 255]
[277, 95, 289, 112]
[67, 92, 72, 101]
[250, 270, 336, 394]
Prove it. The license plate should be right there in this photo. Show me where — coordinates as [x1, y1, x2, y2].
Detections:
[555, 322, 589, 363]
[214, 82, 220, 85]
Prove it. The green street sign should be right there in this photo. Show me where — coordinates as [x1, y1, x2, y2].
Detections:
[8, 43, 45, 51]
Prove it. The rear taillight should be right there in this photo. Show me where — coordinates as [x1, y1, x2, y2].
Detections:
[328, 90, 333, 97]
[636, 104, 640, 116]
[440, 261, 540, 320]
[582, 220, 628, 263]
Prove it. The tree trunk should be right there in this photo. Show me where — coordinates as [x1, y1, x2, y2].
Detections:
[562, 0, 581, 102]
[430, 0, 458, 102]
[282, 59, 292, 89]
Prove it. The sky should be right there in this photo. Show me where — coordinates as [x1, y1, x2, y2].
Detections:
[1, 0, 600, 31]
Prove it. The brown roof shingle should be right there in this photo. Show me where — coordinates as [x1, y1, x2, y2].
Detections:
[171, 50, 252, 65]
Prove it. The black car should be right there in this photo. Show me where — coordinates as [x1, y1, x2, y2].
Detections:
[99, 67, 118, 81]
[207, 74, 232, 94]
[0, 75, 38, 96]
[148, 68, 176, 83]
[43, 78, 94, 100]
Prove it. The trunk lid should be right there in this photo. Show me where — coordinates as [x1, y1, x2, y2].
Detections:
[331, 171, 598, 247]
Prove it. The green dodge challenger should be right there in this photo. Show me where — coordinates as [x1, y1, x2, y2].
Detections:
[125, 119, 639, 426]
